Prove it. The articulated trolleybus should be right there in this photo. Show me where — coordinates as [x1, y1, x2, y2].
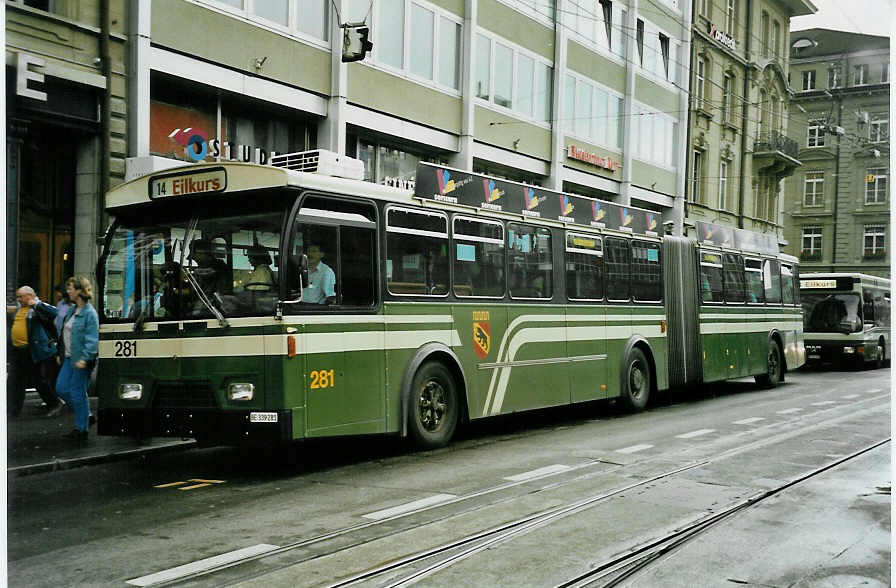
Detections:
[800, 273, 890, 368]
[97, 152, 804, 447]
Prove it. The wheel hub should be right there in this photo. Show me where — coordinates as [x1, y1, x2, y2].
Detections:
[419, 380, 446, 432]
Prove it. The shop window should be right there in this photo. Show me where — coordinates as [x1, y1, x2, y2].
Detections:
[566, 233, 603, 301]
[508, 224, 552, 299]
[356, 139, 447, 188]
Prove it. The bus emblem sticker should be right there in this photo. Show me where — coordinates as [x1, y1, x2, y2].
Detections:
[473, 311, 491, 359]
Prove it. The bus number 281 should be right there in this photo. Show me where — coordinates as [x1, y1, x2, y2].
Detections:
[310, 369, 335, 389]
[114, 340, 138, 357]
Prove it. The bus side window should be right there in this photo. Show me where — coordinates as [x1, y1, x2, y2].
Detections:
[605, 238, 631, 301]
[507, 223, 552, 300]
[566, 232, 603, 301]
[453, 216, 505, 298]
[723, 253, 745, 304]
[874, 294, 890, 327]
[386, 207, 449, 296]
[792, 264, 800, 305]
[763, 259, 782, 304]
[780, 264, 794, 305]
[699, 251, 724, 303]
[631, 240, 662, 302]
[744, 258, 764, 303]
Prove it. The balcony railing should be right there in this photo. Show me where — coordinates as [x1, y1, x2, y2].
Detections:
[754, 131, 800, 160]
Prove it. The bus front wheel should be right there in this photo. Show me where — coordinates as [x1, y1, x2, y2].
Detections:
[620, 348, 651, 411]
[755, 341, 782, 388]
[408, 361, 458, 450]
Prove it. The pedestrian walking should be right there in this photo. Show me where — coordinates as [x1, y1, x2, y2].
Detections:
[53, 283, 72, 339]
[55, 276, 99, 442]
[7, 286, 63, 417]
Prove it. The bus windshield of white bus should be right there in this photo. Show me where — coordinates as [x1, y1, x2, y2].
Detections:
[802, 293, 862, 334]
[101, 203, 285, 322]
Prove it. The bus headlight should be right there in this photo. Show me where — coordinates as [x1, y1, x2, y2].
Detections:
[119, 383, 143, 400]
[843, 346, 855, 354]
[228, 383, 255, 401]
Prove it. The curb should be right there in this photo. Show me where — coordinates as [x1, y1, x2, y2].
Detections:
[7, 439, 198, 477]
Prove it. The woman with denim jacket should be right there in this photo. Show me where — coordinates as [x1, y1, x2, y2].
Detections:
[56, 276, 99, 442]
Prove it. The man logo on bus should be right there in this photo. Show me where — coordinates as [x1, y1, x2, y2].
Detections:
[646, 212, 657, 231]
[169, 128, 210, 162]
[473, 320, 490, 359]
[484, 179, 503, 203]
[561, 195, 574, 216]
[591, 201, 605, 222]
[620, 207, 633, 227]
[438, 169, 457, 194]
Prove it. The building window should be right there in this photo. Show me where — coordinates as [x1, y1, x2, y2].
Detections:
[863, 224, 886, 257]
[659, 33, 671, 79]
[721, 74, 734, 123]
[356, 139, 447, 187]
[477, 33, 553, 123]
[695, 57, 706, 109]
[882, 62, 889, 83]
[372, 1, 462, 91]
[803, 171, 824, 206]
[854, 63, 869, 85]
[725, 0, 735, 33]
[760, 12, 769, 57]
[807, 120, 826, 147]
[636, 19, 645, 65]
[865, 168, 888, 204]
[200, 0, 329, 41]
[691, 150, 703, 202]
[869, 117, 888, 143]
[632, 105, 676, 168]
[828, 67, 840, 88]
[801, 226, 822, 258]
[802, 70, 816, 91]
[771, 21, 780, 56]
[718, 161, 729, 210]
[566, 74, 624, 149]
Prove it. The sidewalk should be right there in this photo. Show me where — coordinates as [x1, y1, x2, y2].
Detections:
[7, 392, 195, 476]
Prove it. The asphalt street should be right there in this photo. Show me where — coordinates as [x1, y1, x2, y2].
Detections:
[6, 365, 891, 587]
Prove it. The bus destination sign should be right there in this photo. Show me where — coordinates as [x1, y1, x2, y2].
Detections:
[800, 279, 838, 289]
[149, 168, 227, 199]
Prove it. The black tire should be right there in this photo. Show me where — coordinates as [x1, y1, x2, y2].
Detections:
[408, 362, 458, 449]
[620, 348, 651, 411]
[755, 340, 782, 388]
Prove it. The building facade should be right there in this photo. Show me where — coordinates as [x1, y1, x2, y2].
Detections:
[782, 29, 889, 278]
[684, 0, 815, 241]
[127, 0, 693, 230]
[6, 0, 129, 301]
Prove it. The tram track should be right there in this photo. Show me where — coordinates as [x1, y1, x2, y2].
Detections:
[152, 398, 889, 587]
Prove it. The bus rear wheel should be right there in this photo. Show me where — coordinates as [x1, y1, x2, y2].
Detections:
[755, 341, 782, 388]
[408, 361, 458, 450]
[620, 348, 650, 411]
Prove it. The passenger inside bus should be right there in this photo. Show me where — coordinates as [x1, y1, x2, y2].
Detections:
[244, 245, 275, 292]
[304, 243, 336, 304]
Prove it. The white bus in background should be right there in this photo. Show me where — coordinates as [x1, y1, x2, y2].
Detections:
[800, 273, 890, 368]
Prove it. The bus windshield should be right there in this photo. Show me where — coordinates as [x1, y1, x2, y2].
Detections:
[101, 202, 286, 322]
[802, 292, 863, 333]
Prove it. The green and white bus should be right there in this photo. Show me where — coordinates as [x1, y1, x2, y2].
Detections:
[800, 273, 890, 368]
[96, 152, 804, 447]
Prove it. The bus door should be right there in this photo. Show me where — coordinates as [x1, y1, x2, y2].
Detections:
[288, 195, 383, 436]
[722, 253, 748, 378]
[602, 237, 633, 396]
[698, 250, 726, 382]
[566, 233, 608, 402]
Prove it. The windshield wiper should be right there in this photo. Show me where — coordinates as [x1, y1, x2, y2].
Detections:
[183, 265, 230, 328]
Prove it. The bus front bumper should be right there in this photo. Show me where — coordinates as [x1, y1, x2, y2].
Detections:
[97, 408, 293, 442]
[805, 342, 871, 364]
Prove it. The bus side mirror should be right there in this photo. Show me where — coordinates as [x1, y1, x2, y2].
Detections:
[300, 253, 309, 289]
[282, 254, 310, 305]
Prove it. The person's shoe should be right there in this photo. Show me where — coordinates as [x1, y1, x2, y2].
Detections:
[63, 429, 88, 443]
[45, 402, 66, 418]
[88, 415, 96, 428]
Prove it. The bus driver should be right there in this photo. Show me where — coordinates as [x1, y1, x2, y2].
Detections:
[304, 243, 336, 304]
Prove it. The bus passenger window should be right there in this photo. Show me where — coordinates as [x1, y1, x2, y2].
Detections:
[723, 253, 745, 303]
[763, 259, 782, 304]
[781, 264, 794, 304]
[566, 233, 603, 300]
[605, 238, 631, 301]
[744, 258, 764, 303]
[508, 224, 552, 299]
[453, 216, 505, 298]
[386, 207, 449, 296]
[699, 251, 724, 303]
[631, 240, 662, 302]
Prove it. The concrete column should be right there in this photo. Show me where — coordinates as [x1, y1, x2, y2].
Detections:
[449, 0, 476, 170]
[319, 0, 348, 154]
[546, 0, 567, 191]
[618, 0, 639, 206]
[128, 0, 151, 157]
[74, 136, 102, 285]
